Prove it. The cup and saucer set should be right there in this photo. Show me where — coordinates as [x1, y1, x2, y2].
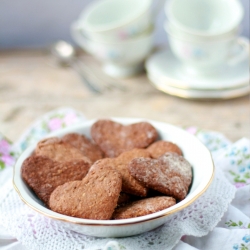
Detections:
[71, 0, 159, 78]
[146, 0, 250, 99]
[71, 0, 249, 99]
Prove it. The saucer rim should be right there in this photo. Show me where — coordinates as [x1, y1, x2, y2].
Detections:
[145, 43, 250, 91]
[148, 72, 250, 100]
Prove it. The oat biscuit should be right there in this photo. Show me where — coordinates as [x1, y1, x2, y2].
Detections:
[35, 137, 91, 164]
[91, 119, 158, 157]
[49, 165, 122, 220]
[21, 155, 90, 206]
[128, 153, 192, 200]
[91, 149, 150, 196]
[146, 140, 183, 158]
[62, 133, 104, 163]
[113, 196, 176, 219]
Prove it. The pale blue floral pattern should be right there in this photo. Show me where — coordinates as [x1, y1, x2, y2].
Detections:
[243, 235, 250, 243]
[232, 235, 250, 250]
[226, 145, 250, 188]
[185, 127, 250, 250]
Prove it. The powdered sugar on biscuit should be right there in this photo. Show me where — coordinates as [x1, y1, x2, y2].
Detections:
[128, 153, 192, 200]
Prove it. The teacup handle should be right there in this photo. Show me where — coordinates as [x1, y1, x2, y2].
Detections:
[228, 37, 249, 66]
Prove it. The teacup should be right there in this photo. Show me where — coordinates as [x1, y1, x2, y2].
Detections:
[78, 0, 153, 42]
[164, 0, 247, 75]
[165, 22, 249, 75]
[71, 22, 154, 78]
[165, 0, 243, 37]
[166, 21, 241, 42]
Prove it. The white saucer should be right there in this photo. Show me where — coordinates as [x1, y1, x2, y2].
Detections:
[145, 47, 249, 91]
[148, 72, 250, 99]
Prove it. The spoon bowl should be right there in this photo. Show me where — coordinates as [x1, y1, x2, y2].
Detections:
[51, 40, 76, 64]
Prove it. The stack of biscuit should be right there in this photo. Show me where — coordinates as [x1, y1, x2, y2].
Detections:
[21, 119, 192, 220]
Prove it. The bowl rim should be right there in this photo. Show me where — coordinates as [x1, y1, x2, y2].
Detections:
[13, 118, 215, 226]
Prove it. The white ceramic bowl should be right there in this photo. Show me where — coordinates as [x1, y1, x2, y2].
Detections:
[78, 0, 152, 42]
[71, 23, 154, 78]
[13, 118, 214, 238]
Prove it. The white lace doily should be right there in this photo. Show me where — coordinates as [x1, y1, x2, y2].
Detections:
[0, 166, 235, 250]
[0, 108, 240, 250]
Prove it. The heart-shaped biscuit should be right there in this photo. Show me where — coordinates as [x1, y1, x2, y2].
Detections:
[128, 153, 192, 200]
[113, 196, 176, 219]
[62, 133, 104, 164]
[91, 149, 150, 197]
[91, 120, 158, 158]
[35, 137, 91, 164]
[146, 140, 182, 158]
[49, 165, 122, 220]
[21, 155, 91, 206]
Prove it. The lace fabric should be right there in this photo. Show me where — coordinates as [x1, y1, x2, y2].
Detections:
[0, 166, 235, 250]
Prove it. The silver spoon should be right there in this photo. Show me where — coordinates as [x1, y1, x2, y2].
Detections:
[51, 40, 102, 93]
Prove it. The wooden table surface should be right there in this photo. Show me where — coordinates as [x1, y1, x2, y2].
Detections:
[0, 49, 249, 143]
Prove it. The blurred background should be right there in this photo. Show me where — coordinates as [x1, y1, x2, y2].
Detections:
[0, 0, 249, 143]
[0, 0, 249, 49]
